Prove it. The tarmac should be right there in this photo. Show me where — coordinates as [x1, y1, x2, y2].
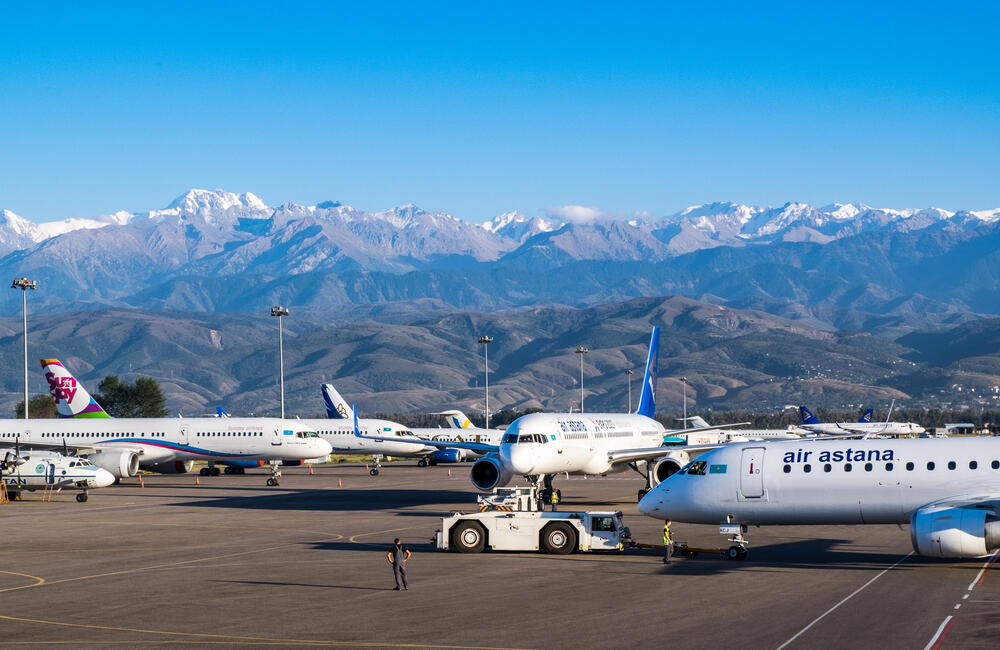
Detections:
[1, 463, 997, 649]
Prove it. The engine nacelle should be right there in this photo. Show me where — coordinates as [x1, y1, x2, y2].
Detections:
[90, 449, 140, 478]
[649, 451, 691, 487]
[911, 505, 1000, 558]
[430, 449, 463, 464]
[470, 454, 513, 491]
[141, 460, 195, 474]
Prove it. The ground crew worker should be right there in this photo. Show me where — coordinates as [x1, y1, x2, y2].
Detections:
[662, 520, 673, 564]
[386, 538, 411, 590]
[550, 489, 560, 511]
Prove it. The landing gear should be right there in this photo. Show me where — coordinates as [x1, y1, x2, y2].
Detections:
[76, 491, 88, 503]
[210, 466, 220, 477]
[417, 459, 427, 468]
[526, 474, 555, 511]
[223, 466, 246, 475]
[370, 454, 383, 476]
[638, 488, 649, 501]
[722, 522, 749, 561]
[200, 465, 222, 477]
[370, 468, 379, 476]
[267, 463, 281, 487]
[199, 468, 209, 476]
[630, 461, 652, 502]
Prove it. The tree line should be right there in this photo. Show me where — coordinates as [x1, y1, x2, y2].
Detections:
[14, 375, 168, 418]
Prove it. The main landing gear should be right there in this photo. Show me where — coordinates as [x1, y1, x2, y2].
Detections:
[199, 464, 221, 477]
[76, 491, 88, 503]
[370, 454, 383, 476]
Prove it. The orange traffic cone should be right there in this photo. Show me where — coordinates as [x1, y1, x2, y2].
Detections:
[309, 464, 315, 476]
[365, 464, 369, 471]
[139, 474, 145, 488]
[338, 478, 343, 487]
[195, 476, 200, 485]
[448, 469, 452, 477]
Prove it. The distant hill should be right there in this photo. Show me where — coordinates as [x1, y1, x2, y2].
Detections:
[2, 296, 993, 418]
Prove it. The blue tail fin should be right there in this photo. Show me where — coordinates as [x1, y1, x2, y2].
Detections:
[799, 406, 820, 425]
[635, 327, 660, 418]
[859, 409, 873, 423]
[322, 384, 353, 420]
[215, 407, 230, 418]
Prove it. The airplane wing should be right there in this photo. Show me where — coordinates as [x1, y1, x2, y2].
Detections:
[351, 405, 499, 454]
[5, 441, 103, 455]
[607, 443, 722, 464]
[664, 422, 751, 436]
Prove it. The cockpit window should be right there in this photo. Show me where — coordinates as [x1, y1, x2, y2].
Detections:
[686, 461, 708, 476]
[502, 433, 518, 444]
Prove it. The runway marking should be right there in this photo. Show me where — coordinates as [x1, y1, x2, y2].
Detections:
[348, 527, 421, 543]
[0, 571, 45, 593]
[0, 614, 531, 648]
[967, 549, 998, 591]
[775, 551, 913, 650]
[0, 535, 344, 594]
[923, 615, 954, 650]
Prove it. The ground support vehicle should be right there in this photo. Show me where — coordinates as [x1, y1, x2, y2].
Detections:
[437, 509, 630, 554]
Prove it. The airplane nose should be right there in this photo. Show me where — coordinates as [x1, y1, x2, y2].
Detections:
[507, 446, 535, 475]
[637, 489, 664, 518]
[95, 469, 116, 488]
[312, 438, 333, 456]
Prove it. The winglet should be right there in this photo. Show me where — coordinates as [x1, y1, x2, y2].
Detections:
[40, 358, 111, 419]
[635, 327, 660, 418]
[353, 404, 361, 437]
[799, 406, 820, 425]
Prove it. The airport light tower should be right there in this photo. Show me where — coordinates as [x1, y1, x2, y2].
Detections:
[681, 376, 688, 428]
[575, 346, 589, 413]
[11, 277, 36, 419]
[626, 369, 634, 413]
[270, 306, 289, 419]
[478, 335, 493, 429]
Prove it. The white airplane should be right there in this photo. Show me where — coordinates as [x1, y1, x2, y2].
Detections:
[1, 446, 114, 501]
[672, 416, 803, 443]
[638, 437, 1000, 559]
[6, 359, 332, 486]
[355, 327, 744, 500]
[798, 405, 924, 437]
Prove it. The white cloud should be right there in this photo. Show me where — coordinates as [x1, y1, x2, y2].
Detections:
[542, 205, 612, 223]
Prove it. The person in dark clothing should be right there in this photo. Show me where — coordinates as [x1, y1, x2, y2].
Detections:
[386, 538, 411, 590]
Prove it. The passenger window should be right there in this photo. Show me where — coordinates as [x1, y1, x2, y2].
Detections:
[906, 462, 914, 471]
[970, 461, 978, 470]
[885, 462, 894, 471]
[824, 464, 832, 472]
[947, 461, 956, 470]
[844, 463, 853, 472]
[783, 464, 791, 474]
[864, 463, 873, 472]
[927, 461, 935, 470]
[803, 464, 811, 473]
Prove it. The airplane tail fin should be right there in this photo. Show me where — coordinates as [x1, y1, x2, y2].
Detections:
[434, 410, 473, 429]
[216, 407, 231, 418]
[321, 384, 353, 420]
[859, 408, 873, 423]
[636, 327, 660, 418]
[40, 359, 111, 419]
[799, 406, 820, 425]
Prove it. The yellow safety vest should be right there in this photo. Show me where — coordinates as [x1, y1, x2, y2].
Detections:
[551, 492, 559, 503]
[662, 526, 671, 544]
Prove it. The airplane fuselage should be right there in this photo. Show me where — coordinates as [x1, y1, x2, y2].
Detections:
[638, 437, 1000, 525]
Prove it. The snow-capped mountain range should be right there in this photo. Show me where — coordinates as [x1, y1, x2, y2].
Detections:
[1, 189, 999, 317]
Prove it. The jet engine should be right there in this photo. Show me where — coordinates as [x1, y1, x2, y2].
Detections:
[430, 448, 463, 464]
[89, 449, 140, 478]
[470, 454, 512, 491]
[649, 451, 691, 487]
[910, 505, 1000, 558]
[141, 460, 195, 474]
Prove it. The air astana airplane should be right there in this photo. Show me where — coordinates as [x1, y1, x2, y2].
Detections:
[356, 327, 741, 500]
[0, 359, 331, 484]
[638, 437, 1000, 559]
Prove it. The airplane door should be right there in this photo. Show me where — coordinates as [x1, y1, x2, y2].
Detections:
[179, 425, 189, 446]
[272, 427, 283, 446]
[47, 463, 55, 485]
[740, 447, 765, 498]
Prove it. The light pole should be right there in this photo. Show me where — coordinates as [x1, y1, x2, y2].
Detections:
[11, 277, 36, 419]
[681, 376, 687, 428]
[575, 347, 589, 413]
[478, 335, 493, 429]
[270, 306, 289, 419]
[625, 369, 634, 413]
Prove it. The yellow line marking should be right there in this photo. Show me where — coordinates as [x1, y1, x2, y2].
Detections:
[0, 571, 45, 593]
[0, 535, 344, 594]
[0, 614, 531, 649]
[348, 527, 420, 543]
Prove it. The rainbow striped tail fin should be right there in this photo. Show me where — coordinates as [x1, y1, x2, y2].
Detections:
[40, 359, 111, 418]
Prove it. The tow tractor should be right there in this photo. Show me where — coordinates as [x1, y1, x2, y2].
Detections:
[436, 486, 630, 554]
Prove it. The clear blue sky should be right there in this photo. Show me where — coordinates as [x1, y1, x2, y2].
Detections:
[1, 2, 997, 222]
